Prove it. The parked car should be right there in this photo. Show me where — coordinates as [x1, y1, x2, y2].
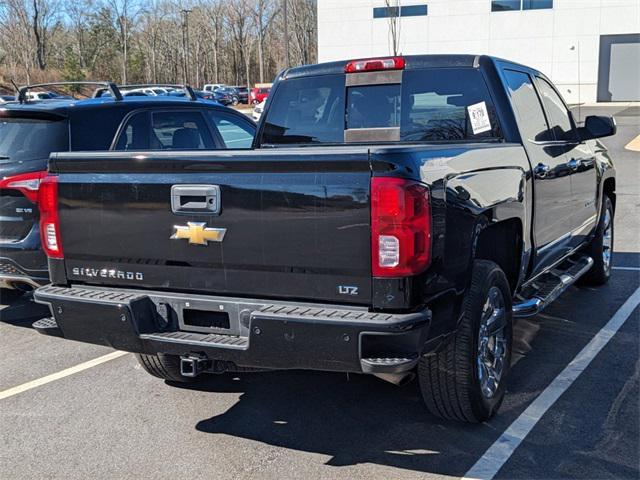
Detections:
[33, 55, 616, 424]
[126, 87, 170, 96]
[252, 99, 265, 121]
[168, 89, 218, 102]
[217, 87, 241, 105]
[24, 91, 56, 101]
[249, 87, 270, 105]
[203, 84, 225, 92]
[0, 95, 15, 103]
[211, 89, 235, 106]
[230, 86, 249, 104]
[0, 83, 255, 296]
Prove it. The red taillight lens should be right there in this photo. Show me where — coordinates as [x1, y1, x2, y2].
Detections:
[345, 56, 405, 73]
[0, 170, 46, 203]
[371, 177, 431, 277]
[38, 175, 63, 259]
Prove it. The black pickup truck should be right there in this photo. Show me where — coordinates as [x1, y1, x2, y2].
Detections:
[34, 55, 617, 423]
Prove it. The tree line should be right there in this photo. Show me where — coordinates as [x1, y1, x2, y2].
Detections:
[0, 0, 317, 92]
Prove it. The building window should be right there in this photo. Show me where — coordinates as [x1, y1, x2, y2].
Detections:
[491, 0, 552, 11]
[373, 4, 428, 18]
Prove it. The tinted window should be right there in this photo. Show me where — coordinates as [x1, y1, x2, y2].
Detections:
[373, 4, 428, 17]
[401, 68, 501, 141]
[523, 0, 552, 10]
[492, 0, 521, 11]
[113, 111, 150, 150]
[208, 111, 255, 149]
[492, 0, 553, 10]
[347, 84, 401, 129]
[0, 118, 68, 162]
[262, 68, 500, 145]
[262, 74, 345, 144]
[503, 70, 551, 143]
[72, 106, 134, 150]
[536, 77, 576, 141]
[151, 111, 215, 150]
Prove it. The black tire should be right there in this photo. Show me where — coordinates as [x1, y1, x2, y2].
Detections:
[418, 260, 513, 423]
[231, 96, 239, 106]
[579, 195, 614, 286]
[135, 353, 195, 383]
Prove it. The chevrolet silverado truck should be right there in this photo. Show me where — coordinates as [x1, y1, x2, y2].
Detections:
[33, 55, 617, 423]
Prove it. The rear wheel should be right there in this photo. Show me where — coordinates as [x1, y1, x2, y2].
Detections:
[579, 195, 613, 286]
[135, 353, 196, 383]
[418, 260, 513, 423]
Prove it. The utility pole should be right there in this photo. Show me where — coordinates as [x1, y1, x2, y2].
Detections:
[182, 9, 192, 85]
[283, 0, 289, 68]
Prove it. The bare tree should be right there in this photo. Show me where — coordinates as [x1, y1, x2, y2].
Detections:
[0, 0, 318, 91]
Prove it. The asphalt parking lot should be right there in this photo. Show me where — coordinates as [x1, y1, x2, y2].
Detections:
[0, 105, 638, 480]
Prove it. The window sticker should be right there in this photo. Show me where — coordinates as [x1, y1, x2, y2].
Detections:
[467, 101, 492, 135]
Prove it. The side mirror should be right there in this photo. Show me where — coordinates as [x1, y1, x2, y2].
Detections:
[578, 115, 617, 141]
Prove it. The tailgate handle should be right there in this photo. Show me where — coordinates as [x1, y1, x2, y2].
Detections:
[171, 185, 220, 215]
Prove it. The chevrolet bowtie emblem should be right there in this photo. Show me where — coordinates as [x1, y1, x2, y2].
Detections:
[171, 222, 226, 245]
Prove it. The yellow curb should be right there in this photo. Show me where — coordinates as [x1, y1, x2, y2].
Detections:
[625, 134, 640, 152]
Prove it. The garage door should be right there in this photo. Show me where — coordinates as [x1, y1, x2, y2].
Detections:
[597, 34, 640, 102]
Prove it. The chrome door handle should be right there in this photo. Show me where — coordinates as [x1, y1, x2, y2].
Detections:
[567, 158, 579, 170]
[534, 163, 551, 179]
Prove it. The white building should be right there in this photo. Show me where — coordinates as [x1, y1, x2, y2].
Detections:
[318, 0, 640, 104]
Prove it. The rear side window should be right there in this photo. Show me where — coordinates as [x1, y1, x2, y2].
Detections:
[0, 118, 68, 161]
[400, 69, 501, 141]
[207, 111, 255, 149]
[261, 68, 501, 145]
[151, 111, 215, 150]
[113, 111, 150, 150]
[503, 70, 552, 143]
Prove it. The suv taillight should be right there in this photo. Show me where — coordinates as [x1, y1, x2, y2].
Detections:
[0, 170, 46, 203]
[371, 177, 431, 277]
[38, 175, 63, 258]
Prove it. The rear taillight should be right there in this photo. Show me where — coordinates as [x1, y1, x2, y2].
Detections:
[345, 56, 405, 73]
[371, 177, 431, 277]
[0, 171, 46, 203]
[38, 175, 63, 258]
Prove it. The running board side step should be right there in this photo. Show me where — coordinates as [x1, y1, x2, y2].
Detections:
[513, 255, 594, 318]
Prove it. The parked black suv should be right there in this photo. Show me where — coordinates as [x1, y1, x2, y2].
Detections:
[0, 82, 255, 297]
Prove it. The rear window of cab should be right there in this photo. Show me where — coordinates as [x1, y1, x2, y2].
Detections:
[260, 68, 502, 145]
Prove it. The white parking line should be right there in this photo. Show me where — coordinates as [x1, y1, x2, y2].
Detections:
[463, 286, 640, 480]
[0, 351, 128, 401]
[613, 266, 640, 271]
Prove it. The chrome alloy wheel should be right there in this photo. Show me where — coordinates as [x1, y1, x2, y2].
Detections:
[602, 208, 612, 272]
[477, 286, 508, 399]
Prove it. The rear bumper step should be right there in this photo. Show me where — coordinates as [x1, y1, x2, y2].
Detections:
[34, 285, 431, 374]
[513, 255, 593, 317]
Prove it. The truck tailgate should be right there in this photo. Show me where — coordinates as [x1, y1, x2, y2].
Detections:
[50, 150, 372, 305]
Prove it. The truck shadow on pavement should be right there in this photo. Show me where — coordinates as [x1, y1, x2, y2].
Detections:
[0, 292, 49, 328]
[173, 266, 639, 476]
[189, 370, 492, 476]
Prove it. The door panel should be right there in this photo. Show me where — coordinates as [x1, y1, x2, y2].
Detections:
[535, 77, 598, 248]
[503, 69, 574, 276]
